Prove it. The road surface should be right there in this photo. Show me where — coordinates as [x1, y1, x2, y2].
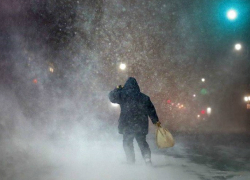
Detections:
[0, 133, 250, 180]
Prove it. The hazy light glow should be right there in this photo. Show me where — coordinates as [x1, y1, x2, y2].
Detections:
[193, 94, 196, 97]
[235, 43, 242, 51]
[201, 78, 205, 82]
[200, 88, 208, 95]
[207, 107, 212, 114]
[244, 96, 250, 102]
[111, 103, 119, 107]
[49, 67, 54, 73]
[227, 9, 237, 20]
[119, 63, 126, 70]
[197, 115, 200, 118]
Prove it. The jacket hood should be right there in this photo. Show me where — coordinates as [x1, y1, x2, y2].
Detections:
[123, 77, 140, 93]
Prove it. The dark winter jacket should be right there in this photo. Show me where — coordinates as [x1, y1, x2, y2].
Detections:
[109, 77, 159, 134]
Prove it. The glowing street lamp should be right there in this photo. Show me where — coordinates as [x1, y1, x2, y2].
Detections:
[207, 107, 212, 115]
[201, 78, 205, 82]
[193, 94, 196, 97]
[244, 96, 250, 102]
[49, 67, 54, 73]
[119, 63, 126, 70]
[235, 43, 242, 51]
[243, 96, 250, 109]
[227, 9, 237, 20]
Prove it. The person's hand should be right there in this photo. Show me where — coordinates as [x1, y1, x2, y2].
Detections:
[155, 121, 161, 127]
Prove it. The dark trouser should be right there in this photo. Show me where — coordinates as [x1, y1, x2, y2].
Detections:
[123, 133, 151, 163]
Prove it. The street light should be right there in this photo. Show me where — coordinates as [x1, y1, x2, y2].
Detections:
[243, 96, 250, 109]
[201, 78, 205, 82]
[235, 43, 242, 51]
[234, 43, 249, 58]
[119, 63, 126, 70]
[244, 96, 250, 102]
[227, 9, 237, 20]
[49, 67, 54, 73]
[207, 107, 212, 115]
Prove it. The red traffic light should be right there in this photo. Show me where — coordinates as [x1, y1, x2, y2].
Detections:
[201, 110, 206, 114]
[33, 79, 38, 84]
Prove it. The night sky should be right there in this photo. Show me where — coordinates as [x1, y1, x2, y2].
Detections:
[1, 0, 250, 133]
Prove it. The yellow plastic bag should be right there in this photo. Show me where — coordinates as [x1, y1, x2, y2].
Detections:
[156, 127, 175, 148]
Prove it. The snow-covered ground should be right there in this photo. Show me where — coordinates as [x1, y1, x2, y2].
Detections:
[1, 133, 250, 180]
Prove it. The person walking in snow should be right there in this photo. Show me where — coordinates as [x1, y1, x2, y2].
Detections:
[109, 77, 161, 165]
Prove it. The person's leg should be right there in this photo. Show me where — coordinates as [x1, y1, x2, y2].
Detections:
[135, 133, 151, 164]
[123, 133, 135, 164]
